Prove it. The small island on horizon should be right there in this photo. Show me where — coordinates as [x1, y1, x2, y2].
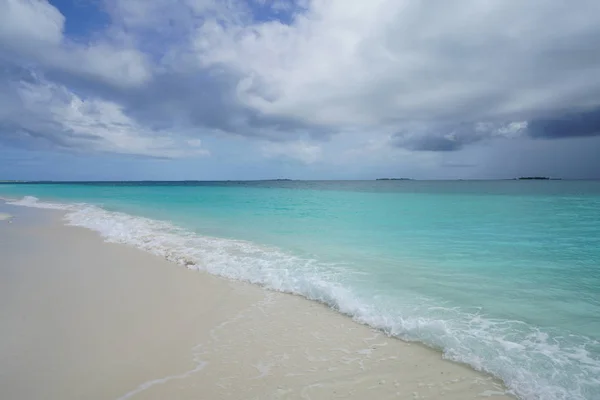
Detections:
[375, 178, 414, 181]
[516, 177, 561, 180]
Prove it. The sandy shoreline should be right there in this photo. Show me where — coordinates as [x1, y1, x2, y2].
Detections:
[0, 202, 513, 400]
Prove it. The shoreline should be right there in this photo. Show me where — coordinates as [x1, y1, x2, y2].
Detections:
[0, 201, 513, 399]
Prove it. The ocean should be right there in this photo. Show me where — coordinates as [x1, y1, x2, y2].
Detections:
[1, 180, 599, 400]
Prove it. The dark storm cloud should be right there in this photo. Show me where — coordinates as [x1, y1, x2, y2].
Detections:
[391, 108, 600, 152]
[396, 134, 471, 152]
[395, 134, 464, 152]
[390, 124, 496, 152]
[528, 109, 600, 139]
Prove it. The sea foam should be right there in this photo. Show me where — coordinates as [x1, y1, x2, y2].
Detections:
[7, 195, 600, 400]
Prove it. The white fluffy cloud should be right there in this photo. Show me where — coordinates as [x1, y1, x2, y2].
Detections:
[195, 0, 600, 128]
[0, 0, 64, 46]
[0, 0, 151, 88]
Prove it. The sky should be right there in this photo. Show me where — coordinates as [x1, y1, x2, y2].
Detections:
[1, 0, 600, 180]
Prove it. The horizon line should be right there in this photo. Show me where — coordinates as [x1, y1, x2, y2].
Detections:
[3, 178, 597, 183]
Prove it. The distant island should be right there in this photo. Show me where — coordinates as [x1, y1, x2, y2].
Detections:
[376, 178, 413, 181]
[516, 177, 556, 180]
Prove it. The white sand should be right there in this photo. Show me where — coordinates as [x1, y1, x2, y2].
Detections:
[0, 205, 514, 400]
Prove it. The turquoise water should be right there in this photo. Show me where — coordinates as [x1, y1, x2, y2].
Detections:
[1, 181, 599, 400]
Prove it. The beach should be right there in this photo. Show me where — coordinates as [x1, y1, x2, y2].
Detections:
[0, 212, 12, 221]
[0, 201, 512, 399]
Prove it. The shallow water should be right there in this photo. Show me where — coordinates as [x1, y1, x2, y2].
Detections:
[2, 180, 599, 400]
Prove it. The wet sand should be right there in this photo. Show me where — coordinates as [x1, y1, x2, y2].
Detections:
[0, 212, 12, 220]
[0, 203, 513, 399]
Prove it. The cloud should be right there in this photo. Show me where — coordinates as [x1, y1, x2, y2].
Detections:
[528, 108, 600, 139]
[2, 0, 600, 166]
[196, 0, 600, 130]
[391, 122, 527, 151]
[0, 70, 207, 158]
[0, 0, 64, 46]
[0, 0, 151, 88]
